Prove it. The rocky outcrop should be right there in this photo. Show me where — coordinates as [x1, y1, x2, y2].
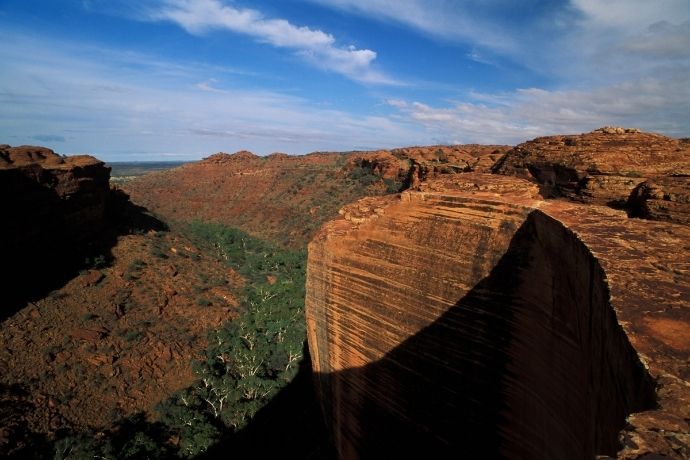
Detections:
[628, 176, 690, 225]
[492, 129, 690, 224]
[0, 145, 111, 241]
[391, 144, 509, 174]
[346, 144, 510, 189]
[0, 145, 111, 314]
[124, 145, 509, 248]
[202, 150, 260, 164]
[306, 174, 689, 459]
[124, 150, 378, 248]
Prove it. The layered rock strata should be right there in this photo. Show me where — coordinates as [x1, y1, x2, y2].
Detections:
[306, 174, 689, 459]
[492, 129, 690, 225]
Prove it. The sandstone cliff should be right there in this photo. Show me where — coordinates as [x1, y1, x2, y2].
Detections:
[346, 144, 509, 188]
[492, 128, 690, 225]
[0, 145, 111, 239]
[306, 173, 689, 459]
[0, 146, 241, 449]
[0, 145, 112, 314]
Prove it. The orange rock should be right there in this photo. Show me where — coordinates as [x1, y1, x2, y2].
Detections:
[1, 144, 111, 311]
[493, 128, 690, 225]
[209, 287, 239, 307]
[629, 176, 690, 225]
[306, 173, 690, 459]
[70, 327, 108, 343]
[123, 144, 509, 248]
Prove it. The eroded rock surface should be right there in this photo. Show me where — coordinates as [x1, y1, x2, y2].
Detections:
[124, 145, 509, 248]
[628, 176, 690, 225]
[0, 145, 111, 314]
[0, 145, 110, 241]
[346, 144, 509, 188]
[492, 129, 690, 224]
[306, 174, 689, 459]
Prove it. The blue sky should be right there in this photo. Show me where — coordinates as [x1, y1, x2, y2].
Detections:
[1, 0, 689, 160]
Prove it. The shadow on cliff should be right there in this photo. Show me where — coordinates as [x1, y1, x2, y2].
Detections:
[313, 211, 657, 459]
[0, 180, 167, 321]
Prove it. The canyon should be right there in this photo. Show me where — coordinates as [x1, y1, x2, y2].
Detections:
[1, 128, 688, 458]
[0, 145, 248, 456]
[0, 145, 111, 315]
[124, 144, 508, 248]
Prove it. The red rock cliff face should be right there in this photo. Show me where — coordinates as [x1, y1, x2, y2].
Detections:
[124, 145, 508, 248]
[306, 174, 689, 459]
[0, 145, 110, 241]
[0, 145, 111, 312]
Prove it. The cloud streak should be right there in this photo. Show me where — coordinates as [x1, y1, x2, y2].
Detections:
[0, 31, 418, 160]
[388, 73, 690, 145]
[150, 0, 394, 84]
[308, 0, 690, 140]
[305, 0, 523, 54]
[307, 0, 690, 79]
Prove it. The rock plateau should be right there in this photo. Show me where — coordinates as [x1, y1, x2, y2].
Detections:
[123, 145, 509, 248]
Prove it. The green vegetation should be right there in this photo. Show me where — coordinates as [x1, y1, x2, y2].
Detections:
[349, 163, 380, 186]
[349, 162, 404, 194]
[118, 328, 143, 343]
[383, 177, 405, 193]
[172, 221, 307, 428]
[49, 222, 308, 459]
[196, 297, 212, 307]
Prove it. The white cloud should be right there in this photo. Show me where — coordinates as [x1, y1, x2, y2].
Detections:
[310, 0, 690, 140]
[305, 0, 520, 53]
[563, 3, 690, 83]
[571, 0, 690, 30]
[150, 0, 393, 84]
[308, 0, 690, 81]
[619, 20, 690, 59]
[0, 31, 419, 160]
[387, 75, 690, 144]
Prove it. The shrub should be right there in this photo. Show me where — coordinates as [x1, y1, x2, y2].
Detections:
[171, 222, 307, 431]
[196, 298, 212, 307]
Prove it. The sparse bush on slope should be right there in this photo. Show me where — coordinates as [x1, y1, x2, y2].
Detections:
[48, 222, 308, 459]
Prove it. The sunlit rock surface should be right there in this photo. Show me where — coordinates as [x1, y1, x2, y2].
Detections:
[492, 129, 690, 226]
[306, 174, 689, 459]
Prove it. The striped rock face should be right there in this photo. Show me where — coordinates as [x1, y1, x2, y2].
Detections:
[306, 174, 690, 459]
